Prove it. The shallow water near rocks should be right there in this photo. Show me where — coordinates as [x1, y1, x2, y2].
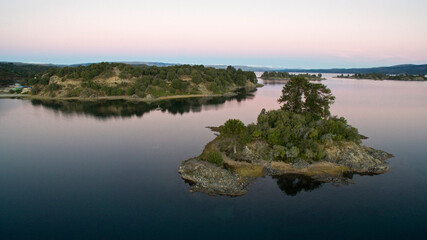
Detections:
[1, 73, 426, 239]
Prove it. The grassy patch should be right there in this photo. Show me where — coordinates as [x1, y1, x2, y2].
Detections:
[230, 165, 264, 178]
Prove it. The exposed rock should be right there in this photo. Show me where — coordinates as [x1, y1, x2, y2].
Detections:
[144, 94, 155, 102]
[178, 159, 250, 196]
[234, 140, 272, 163]
[49, 75, 62, 84]
[179, 136, 393, 196]
[324, 141, 393, 174]
[292, 159, 310, 169]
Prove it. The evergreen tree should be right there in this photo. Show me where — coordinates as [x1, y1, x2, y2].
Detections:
[278, 76, 309, 114]
[278, 76, 335, 118]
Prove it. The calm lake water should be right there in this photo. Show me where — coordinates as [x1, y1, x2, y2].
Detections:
[1, 73, 426, 239]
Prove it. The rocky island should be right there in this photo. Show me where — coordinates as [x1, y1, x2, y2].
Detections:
[179, 76, 393, 196]
[1, 62, 261, 102]
[261, 71, 324, 81]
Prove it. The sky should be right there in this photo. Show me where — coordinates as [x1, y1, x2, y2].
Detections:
[1, 0, 427, 68]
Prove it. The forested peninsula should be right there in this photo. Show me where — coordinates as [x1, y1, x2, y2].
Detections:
[261, 71, 324, 81]
[179, 76, 393, 196]
[336, 73, 427, 81]
[1, 62, 260, 101]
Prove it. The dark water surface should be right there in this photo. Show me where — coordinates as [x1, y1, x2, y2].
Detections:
[1, 74, 426, 239]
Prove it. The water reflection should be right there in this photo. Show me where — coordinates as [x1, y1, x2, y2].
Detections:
[274, 174, 323, 196]
[30, 88, 256, 120]
[260, 79, 288, 85]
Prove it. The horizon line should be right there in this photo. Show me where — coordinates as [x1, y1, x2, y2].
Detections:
[1, 60, 426, 70]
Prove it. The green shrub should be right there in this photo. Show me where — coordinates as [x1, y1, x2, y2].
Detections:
[205, 150, 224, 166]
[171, 79, 187, 90]
[81, 80, 101, 90]
[66, 89, 81, 97]
[126, 86, 135, 95]
[207, 82, 220, 94]
[148, 87, 168, 97]
[191, 74, 202, 84]
[135, 90, 146, 98]
[220, 119, 246, 137]
[47, 83, 62, 91]
[220, 119, 252, 147]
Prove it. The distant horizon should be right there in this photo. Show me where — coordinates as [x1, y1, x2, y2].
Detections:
[1, 59, 426, 70]
[1, 56, 427, 69]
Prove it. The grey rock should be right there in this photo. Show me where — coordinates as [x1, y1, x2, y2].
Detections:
[236, 140, 271, 163]
[292, 159, 310, 169]
[178, 159, 250, 196]
[324, 142, 393, 174]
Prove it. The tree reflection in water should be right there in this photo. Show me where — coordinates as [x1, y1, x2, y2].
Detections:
[274, 174, 323, 196]
[30, 88, 255, 120]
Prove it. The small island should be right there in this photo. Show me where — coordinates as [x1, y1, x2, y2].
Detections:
[179, 76, 393, 196]
[261, 71, 324, 81]
[336, 73, 427, 81]
[0, 62, 261, 102]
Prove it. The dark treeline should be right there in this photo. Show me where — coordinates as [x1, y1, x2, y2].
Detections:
[261, 71, 323, 80]
[27, 62, 257, 97]
[279, 64, 427, 75]
[0, 63, 53, 86]
[337, 73, 427, 81]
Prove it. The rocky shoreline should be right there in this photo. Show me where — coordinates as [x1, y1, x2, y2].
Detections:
[179, 135, 393, 196]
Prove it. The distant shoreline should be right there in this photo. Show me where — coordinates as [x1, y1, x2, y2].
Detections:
[334, 76, 427, 81]
[261, 77, 325, 81]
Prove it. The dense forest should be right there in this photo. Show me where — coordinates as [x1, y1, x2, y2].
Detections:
[261, 71, 323, 80]
[337, 73, 427, 81]
[22, 62, 257, 98]
[209, 76, 360, 164]
[0, 62, 53, 86]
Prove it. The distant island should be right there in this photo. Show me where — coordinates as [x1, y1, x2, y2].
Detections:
[336, 73, 427, 81]
[261, 71, 324, 81]
[272, 64, 427, 75]
[179, 76, 393, 196]
[0, 62, 261, 101]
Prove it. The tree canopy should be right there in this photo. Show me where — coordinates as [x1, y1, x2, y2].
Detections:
[217, 76, 360, 162]
[24, 62, 258, 98]
[278, 76, 335, 118]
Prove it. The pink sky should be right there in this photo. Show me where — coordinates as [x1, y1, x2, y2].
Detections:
[1, 0, 426, 67]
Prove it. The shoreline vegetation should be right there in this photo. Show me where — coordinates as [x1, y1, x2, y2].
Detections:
[336, 73, 427, 81]
[1, 62, 263, 102]
[179, 76, 393, 196]
[261, 71, 324, 81]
